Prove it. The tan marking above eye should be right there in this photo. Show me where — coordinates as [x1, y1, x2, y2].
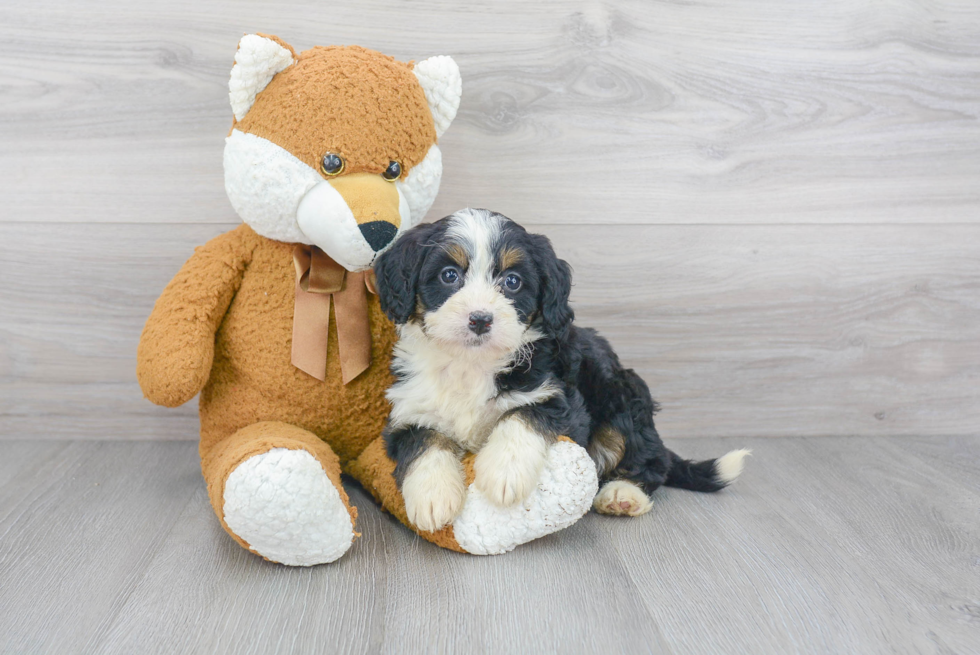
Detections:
[499, 246, 523, 271]
[444, 243, 469, 269]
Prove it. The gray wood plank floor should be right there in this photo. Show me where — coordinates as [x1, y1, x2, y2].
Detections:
[1, 436, 977, 654]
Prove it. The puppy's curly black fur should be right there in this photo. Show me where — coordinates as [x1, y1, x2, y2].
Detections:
[375, 209, 746, 518]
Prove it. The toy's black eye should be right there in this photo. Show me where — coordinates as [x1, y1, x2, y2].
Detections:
[440, 267, 460, 285]
[504, 273, 522, 292]
[382, 160, 402, 181]
[321, 152, 345, 176]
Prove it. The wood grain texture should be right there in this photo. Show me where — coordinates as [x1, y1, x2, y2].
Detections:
[1, 0, 978, 225]
[2, 222, 977, 439]
[1, 437, 977, 654]
[603, 436, 980, 655]
[0, 441, 201, 654]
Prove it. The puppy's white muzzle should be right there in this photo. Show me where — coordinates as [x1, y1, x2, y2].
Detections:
[425, 280, 526, 354]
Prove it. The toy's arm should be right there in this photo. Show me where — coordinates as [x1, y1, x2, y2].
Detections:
[137, 226, 255, 407]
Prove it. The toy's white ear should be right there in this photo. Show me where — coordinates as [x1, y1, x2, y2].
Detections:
[229, 34, 295, 121]
[413, 56, 462, 138]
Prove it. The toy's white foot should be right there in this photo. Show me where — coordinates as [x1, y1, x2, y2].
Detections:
[452, 440, 598, 555]
[223, 448, 354, 566]
[593, 480, 654, 516]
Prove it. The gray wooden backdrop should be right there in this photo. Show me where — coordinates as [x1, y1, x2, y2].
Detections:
[2, 0, 978, 441]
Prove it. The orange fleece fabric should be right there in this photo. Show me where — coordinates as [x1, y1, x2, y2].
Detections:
[139, 224, 398, 465]
[137, 37, 449, 555]
[236, 45, 437, 179]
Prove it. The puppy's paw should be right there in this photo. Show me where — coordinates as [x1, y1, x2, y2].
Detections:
[593, 480, 654, 517]
[402, 448, 466, 533]
[474, 417, 548, 507]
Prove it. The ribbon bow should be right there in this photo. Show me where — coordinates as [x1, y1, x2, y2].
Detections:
[291, 245, 375, 384]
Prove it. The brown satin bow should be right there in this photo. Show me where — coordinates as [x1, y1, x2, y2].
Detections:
[291, 245, 376, 384]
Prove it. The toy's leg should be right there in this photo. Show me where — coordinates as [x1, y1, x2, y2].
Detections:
[201, 421, 357, 566]
[347, 436, 598, 555]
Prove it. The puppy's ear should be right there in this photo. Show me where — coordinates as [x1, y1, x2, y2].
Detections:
[374, 223, 439, 324]
[530, 233, 574, 339]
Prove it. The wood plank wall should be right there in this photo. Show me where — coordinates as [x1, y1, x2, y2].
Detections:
[1, 0, 978, 440]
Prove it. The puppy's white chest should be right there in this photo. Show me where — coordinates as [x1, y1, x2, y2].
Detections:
[448, 365, 509, 447]
[391, 357, 503, 451]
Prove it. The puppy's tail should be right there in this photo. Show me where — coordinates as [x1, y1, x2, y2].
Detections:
[664, 448, 751, 492]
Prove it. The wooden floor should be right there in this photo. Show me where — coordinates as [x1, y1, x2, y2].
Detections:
[1, 435, 977, 654]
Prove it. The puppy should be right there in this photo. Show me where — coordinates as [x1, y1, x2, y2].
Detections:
[374, 208, 749, 532]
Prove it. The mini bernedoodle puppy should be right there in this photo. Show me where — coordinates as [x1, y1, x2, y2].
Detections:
[374, 208, 749, 532]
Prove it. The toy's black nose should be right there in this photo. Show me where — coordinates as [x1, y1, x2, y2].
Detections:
[358, 221, 398, 252]
[468, 312, 493, 335]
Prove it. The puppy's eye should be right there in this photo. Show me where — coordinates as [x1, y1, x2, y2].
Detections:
[321, 152, 345, 176]
[382, 160, 402, 181]
[503, 273, 522, 292]
[440, 267, 460, 285]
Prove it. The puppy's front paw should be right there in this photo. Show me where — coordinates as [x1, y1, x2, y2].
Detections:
[402, 448, 466, 533]
[474, 417, 548, 507]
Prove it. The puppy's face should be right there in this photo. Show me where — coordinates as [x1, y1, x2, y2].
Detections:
[375, 208, 574, 353]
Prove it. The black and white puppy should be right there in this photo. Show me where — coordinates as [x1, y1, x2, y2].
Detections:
[374, 208, 748, 532]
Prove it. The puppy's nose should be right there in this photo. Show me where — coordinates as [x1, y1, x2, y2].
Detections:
[358, 221, 398, 252]
[468, 312, 493, 335]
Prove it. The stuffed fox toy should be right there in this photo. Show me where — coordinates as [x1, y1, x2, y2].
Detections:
[136, 34, 597, 565]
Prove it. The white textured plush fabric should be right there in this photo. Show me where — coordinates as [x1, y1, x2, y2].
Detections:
[223, 448, 355, 566]
[413, 56, 462, 138]
[229, 34, 294, 121]
[453, 441, 599, 555]
[395, 144, 442, 228]
[224, 129, 320, 245]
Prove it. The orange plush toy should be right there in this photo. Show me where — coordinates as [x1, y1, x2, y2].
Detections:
[137, 34, 597, 565]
